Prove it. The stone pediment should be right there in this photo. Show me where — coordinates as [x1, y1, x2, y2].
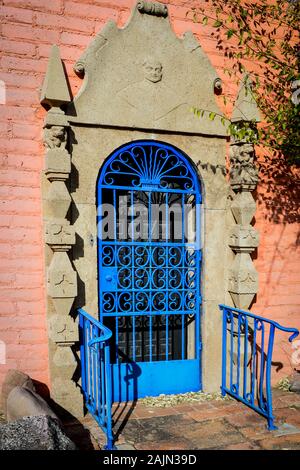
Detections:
[67, 1, 227, 136]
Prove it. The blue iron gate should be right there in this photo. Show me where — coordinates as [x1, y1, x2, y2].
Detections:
[79, 308, 114, 449]
[219, 304, 299, 429]
[97, 140, 202, 402]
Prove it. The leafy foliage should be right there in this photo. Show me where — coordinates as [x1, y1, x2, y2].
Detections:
[190, 0, 300, 164]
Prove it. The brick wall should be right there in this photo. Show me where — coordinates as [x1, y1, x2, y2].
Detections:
[0, 0, 299, 390]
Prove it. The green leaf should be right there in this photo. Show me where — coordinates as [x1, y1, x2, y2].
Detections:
[213, 20, 223, 27]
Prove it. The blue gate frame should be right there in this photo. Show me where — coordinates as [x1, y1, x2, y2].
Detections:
[220, 304, 299, 430]
[97, 140, 202, 402]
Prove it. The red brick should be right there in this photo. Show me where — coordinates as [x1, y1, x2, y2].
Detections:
[6, 88, 39, 106]
[60, 31, 92, 47]
[0, 105, 37, 122]
[1, 23, 60, 44]
[1, 6, 34, 24]
[35, 11, 95, 33]
[38, 44, 85, 62]
[0, 185, 40, 200]
[0, 198, 41, 216]
[1, 56, 48, 74]
[0, 169, 40, 187]
[0, 272, 16, 286]
[65, 2, 118, 21]
[0, 72, 42, 90]
[12, 244, 43, 257]
[16, 300, 45, 315]
[0, 300, 16, 315]
[0, 288, 44, 302]
[7, 343, 47, 359]
[2, 154, 43, 171]
[0, 122, 11, 138]
[12, 123, 40, 140]
[9, 214, 42, 228]
[0, 137, 40, 154]
[3, 0, 63, 13]
[0, 258, 43, 272]
[15, 272, 44, 288]
[9, 314, 46, 330]
[0, 39, 36, 57]
[19, 329, 47, 344]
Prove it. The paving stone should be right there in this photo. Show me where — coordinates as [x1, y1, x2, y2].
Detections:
[259, 434, 300, 450]
[173, 419, 245, 450]
[172, 404, 195, 413]
[60, 390, 300, 451]
[219, 441, 261, 450]
[225, 410, 267, 428]
[135, 439, 191, 450]
[272, 406, 300, 427]
[116, 443, 136, 450]
[238, 422, 275, 441]
[187, 404, 240, 422]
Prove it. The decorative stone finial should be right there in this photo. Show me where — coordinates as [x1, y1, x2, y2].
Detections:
[137, 1, 168, 17]
[40, 45, 71, 109]
[232, 74, 260, 123]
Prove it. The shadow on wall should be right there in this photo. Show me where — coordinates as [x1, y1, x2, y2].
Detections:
[257, 150, 300, 244]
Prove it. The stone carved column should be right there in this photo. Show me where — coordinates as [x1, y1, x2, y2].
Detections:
[41, 46, 81, 416]
[228, 75, 260, 310]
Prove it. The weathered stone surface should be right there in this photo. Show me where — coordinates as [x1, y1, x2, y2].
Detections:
[228, 253, 258, 296]
[290, 376, 300, 393]
[45, 149, 71, 181]
[51, 377, 83, 417]
[1, 370, 35, 418]
[69, 3, 226, 135]
[48, 314, 78, 344]
[229, 225, 259, 252]
[45, 220, 75, 248]
[6, 386, 58, 422]
[231, 74, 260, 123]
[47, 252, 77, 300]
[231, 191, 256, 225]
[53, 346, 77, 367]
[137, 1, 168, 17]
[40, 0, 231, 414]
[229, 143, 258, 191]
[40, 45, 71, 107]
[44, 181, 72, 219]
[0, 415, 76, 450]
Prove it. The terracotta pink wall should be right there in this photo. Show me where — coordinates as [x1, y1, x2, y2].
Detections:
[0, 0, 299, 389]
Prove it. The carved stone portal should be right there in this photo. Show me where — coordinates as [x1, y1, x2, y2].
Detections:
[228, 74, 260, 310]
[40, 1, 234, 415]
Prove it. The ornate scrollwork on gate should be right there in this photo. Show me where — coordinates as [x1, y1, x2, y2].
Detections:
[101, 144, 196, 191]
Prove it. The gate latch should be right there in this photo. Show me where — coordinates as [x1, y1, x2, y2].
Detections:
[101, 267, 118, 291]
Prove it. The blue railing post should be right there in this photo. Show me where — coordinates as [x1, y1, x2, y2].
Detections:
[221, 307, 227, 397]
[103, 342, 114, 450]
[266, 323, 276, 430]
[219, 304, 299, 430]
[79, 314, 87, 400]
[78, 308, 114, 450]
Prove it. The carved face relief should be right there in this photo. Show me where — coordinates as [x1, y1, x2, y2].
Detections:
[143, 59, 163, 83]
[44, 125, 66, 150]
[229, 143, 258, 189]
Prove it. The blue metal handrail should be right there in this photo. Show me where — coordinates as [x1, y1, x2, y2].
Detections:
[219, 304, 299, 430]
[78, 308, 114, 450]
